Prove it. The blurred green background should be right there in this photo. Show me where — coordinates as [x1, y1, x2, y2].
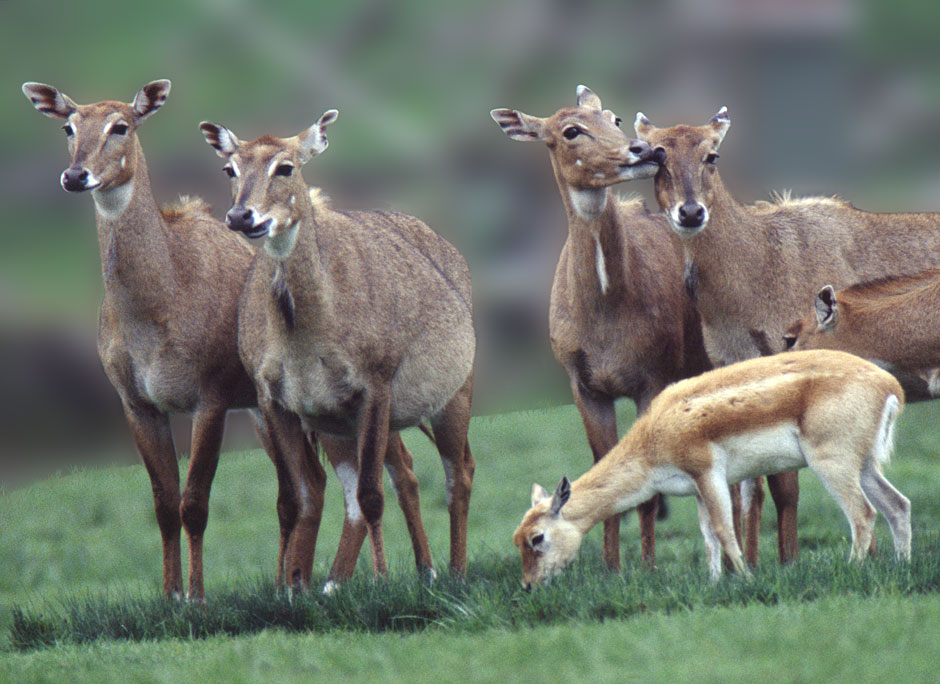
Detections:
[2, 0, 940, 480]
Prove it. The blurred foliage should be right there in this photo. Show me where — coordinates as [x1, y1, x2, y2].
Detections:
[3, 0, 940, 465]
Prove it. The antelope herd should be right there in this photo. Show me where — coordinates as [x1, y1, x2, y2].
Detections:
[21, 80, 936, 595]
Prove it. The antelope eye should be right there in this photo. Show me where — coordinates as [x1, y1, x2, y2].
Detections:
[782, 334, 797, 351]
[274, 164, 294, 177]
[530, 533, 544, 548]
[62, 123, 73, 136]
[562, 126, 581, 140]
[223, 165, 236, 178]
[111, 123, 129, 136]
[704, 152, 719, 164]
[614, 117, 623, 127]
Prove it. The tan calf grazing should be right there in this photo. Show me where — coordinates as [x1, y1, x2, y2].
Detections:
[785, 271, 940, 399]
[200, 111, 475, 589]
[635, 108, 940, 566]
[491, 87, 711, 570]
[21, 80, 268, 600]
[514, 350, 911, 587]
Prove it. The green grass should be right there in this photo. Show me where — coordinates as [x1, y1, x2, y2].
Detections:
[3, 401, 940, 680]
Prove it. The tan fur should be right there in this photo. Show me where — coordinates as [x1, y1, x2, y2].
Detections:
[202, 115, 475, 589]
[786, 270, 940, 392]
[22, 81, 261, 601]
[637, 111, 940, 567]
[514, 350, 911, 587]
[492, 87, 711, 571]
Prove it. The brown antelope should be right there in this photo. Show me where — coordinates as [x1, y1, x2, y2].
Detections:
[20, 79, 265, 600]
[491, 86, 711, 570]
[200, 111, 476, 589]
[635, 107, 940, 566]
[20, 80, 429, 600]
[785, 271, 940, 397]
[514, 350, 911, 587]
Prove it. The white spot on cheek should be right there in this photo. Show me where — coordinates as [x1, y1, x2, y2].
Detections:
[120, 156, 126, 169]
[575, 159, 583, 167]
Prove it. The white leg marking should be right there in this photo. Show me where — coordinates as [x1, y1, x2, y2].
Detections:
[334, 461, 362, 523]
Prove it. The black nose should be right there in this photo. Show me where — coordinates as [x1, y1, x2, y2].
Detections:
[225, 207, 254, 233]
[678, 202, 706, 228]
[628, 139, 652, 160]
[652, 147, 666, 164]
[61, 166, 89, 192]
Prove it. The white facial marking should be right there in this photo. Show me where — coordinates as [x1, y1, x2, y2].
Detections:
[92, 180, 133, 218]
[120, 156, 126, 169]
[593, 172, 605, 179]
[568, 187, 607, 220]
[594, 235, 609, 295]
[334, 462, 362, 523]
[575, 159, 583, 167]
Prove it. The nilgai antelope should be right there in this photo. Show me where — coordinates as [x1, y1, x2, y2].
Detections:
[21, 79, 265, 600]
[491, 86, 711, 570]
[785, 271, 940, 398]
[514, 350, 911, 587]
[200, 110, 476, 589]
[635, 107, 940, 566]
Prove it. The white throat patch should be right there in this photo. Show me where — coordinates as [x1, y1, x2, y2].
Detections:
[264, 220, 299, 260]
[92, 181, 134, 219]
[569, 187, 607, 220]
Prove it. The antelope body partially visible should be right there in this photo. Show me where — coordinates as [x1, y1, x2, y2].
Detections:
[785, 272, 940, 398]
[491, 87, 710, 570]
[201, 111, 475, 588]
[514, 350, 910, 587]
[21, 80, 262, 600]
[636, 108, 940, 565]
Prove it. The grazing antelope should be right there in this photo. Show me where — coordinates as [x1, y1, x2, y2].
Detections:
[21, 79, 265, 600]
[491, 86, 711, 570]
[635, 108, 940, 566]
[514, 350, 911, 587]
[200, 110, 476, 589]
[785, 272, 940, 398]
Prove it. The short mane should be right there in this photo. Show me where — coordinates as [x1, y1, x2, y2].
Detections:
[753, 189, 849, 213]
[161, 195, 213, 223]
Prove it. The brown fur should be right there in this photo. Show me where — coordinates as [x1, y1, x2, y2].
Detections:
[23, 81, 259, 600]
[786, 269, 940, 383]
[492, 87, 711, 571]
[202, 115, 476, 588]
[514, 350, 911, 587]
[637, 110, 940, 566]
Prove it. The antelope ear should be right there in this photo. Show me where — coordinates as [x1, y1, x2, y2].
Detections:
[199, 121, 240, 158]
[634, 111, 654, 139]
[549, 477, 571, 517]
[298, 108, 339, 162]
[531, 483, 551, 507]
[490, 108, 547, 142]
[132, 80, 171, 122]
[815, 285, 839, 330]
[575, 84, 602, 111]
[22, 82, 77, 120]
[709, 106, 730, 147]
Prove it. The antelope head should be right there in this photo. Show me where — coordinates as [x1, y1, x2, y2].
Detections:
[491, 85, 657, 192]
[200, 109, 338, 258]
[22, 79, 170, 196]
[783, 285, 840, 351]
[512, 477, 582, 589]
[635, 107, 730, 236]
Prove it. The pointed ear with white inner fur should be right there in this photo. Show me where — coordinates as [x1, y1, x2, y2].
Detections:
[709, 106, 730, 147]
[199, 121, 240, 159]
[132, 79, 171, 122]
[549, 477, 571, 517]
[634, 111, 655, 139]
[531, 483, 551, 508]
[297, 108, 339, 163]
[22, 82, 78, 120]
[490, 108, 548, 142]
[575, 84, 602, 111]
[814, 285, 839, 330]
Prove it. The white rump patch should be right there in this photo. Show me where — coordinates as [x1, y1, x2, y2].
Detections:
[873, 394, 900, 465]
